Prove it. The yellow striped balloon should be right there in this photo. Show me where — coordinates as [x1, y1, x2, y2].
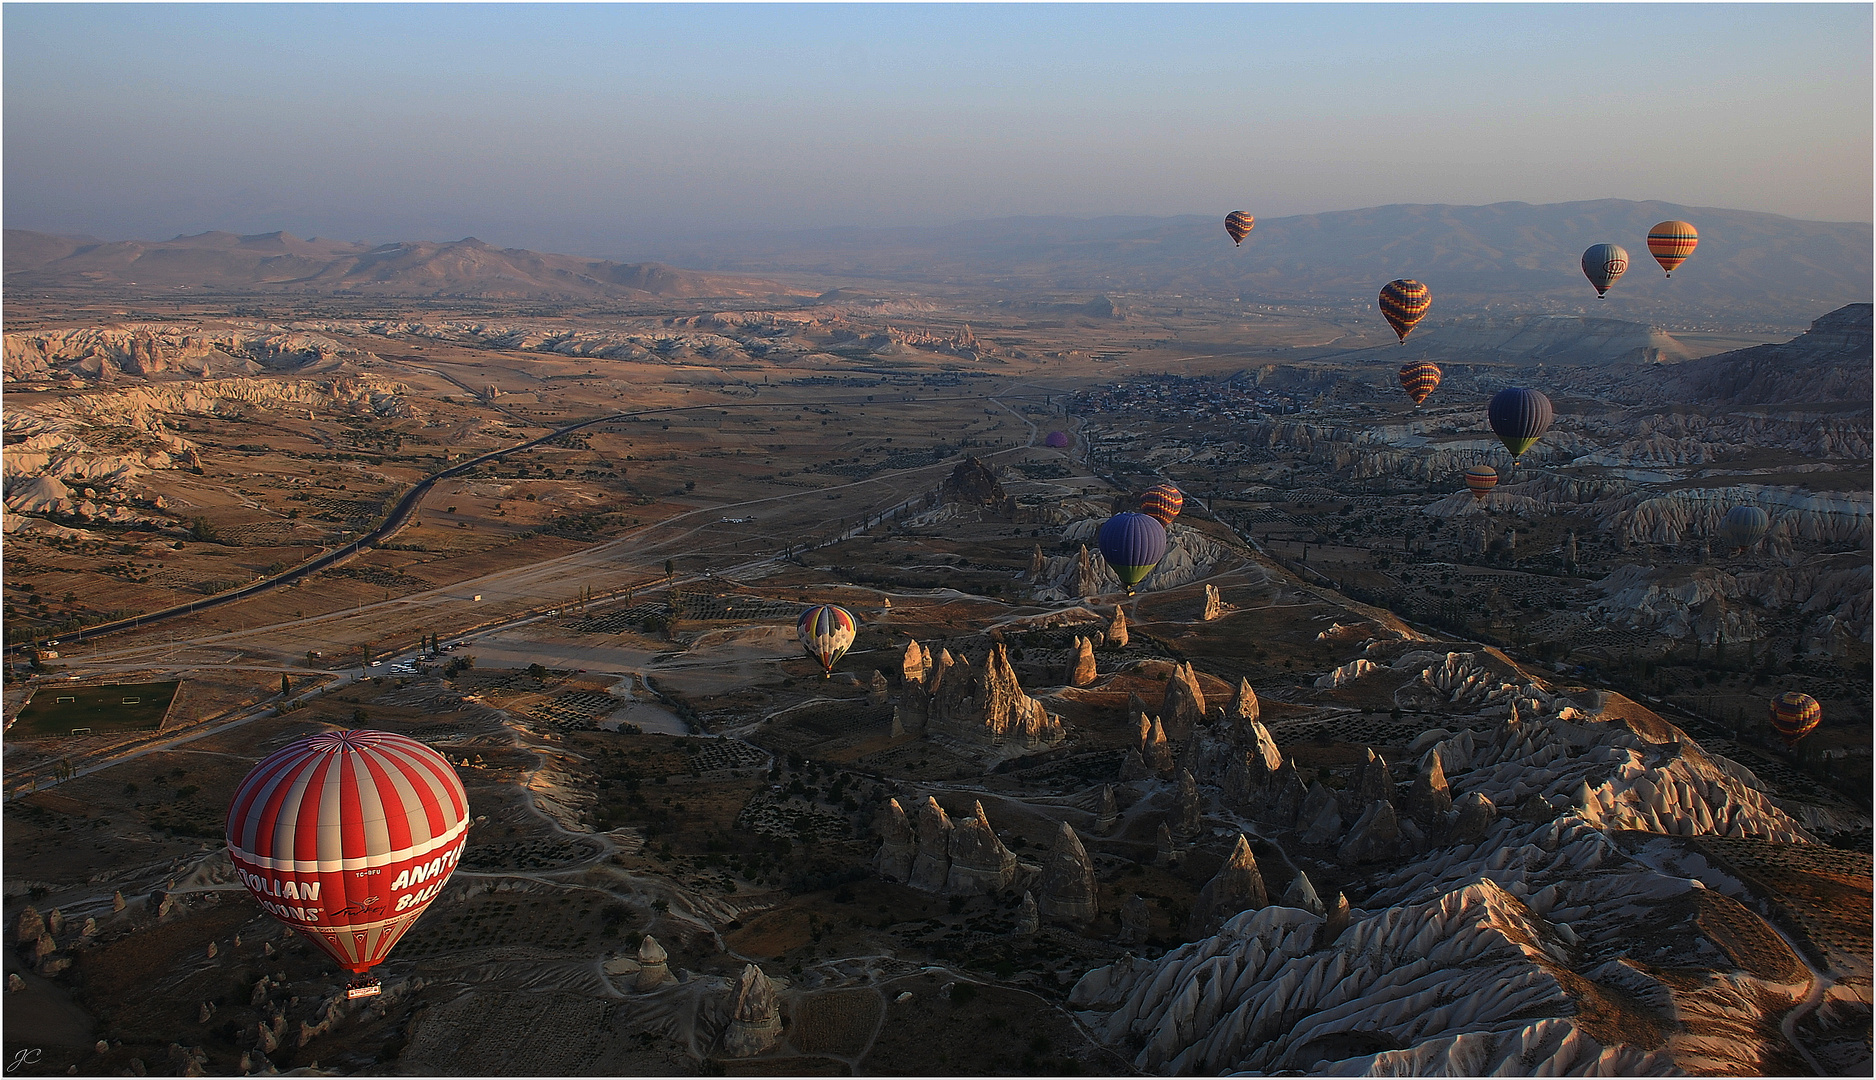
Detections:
[1647, 220, 1698, 277]
[1379, 280, 1431, 342]
[1225, 211, 1255, 245]
[1464, 465, 1498, 502]
[1768, 692, 1821, 748]
[1398, 361, 1441, 406]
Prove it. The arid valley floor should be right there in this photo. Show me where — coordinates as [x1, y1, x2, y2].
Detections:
[3, 232, 1871, 1076]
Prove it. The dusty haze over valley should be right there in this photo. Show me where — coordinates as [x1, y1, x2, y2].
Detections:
[3, 4, 1871, 1078]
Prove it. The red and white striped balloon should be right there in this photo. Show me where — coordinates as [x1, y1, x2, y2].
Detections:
[226, 729, 469, 974]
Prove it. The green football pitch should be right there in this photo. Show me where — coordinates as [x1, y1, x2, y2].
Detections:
[8, 681, 182, 740]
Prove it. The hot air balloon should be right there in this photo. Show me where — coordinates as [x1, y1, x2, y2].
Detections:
[1646, 221, 1697, 277]
[1717, 505, 1768, 552]
[1581, 244, 1628, 297]
[1224, 211, 1255, 246]
[1045, 430, 1071, 448]
[1488, 387, 1554, 460]
[1378, 280, 1431, 342]
[227, 730, 469, 998]
[1139, 483, 1184, 529]
[1097, 512, 1167, 594]
[1464, 465, 1498, 502]
[1768, 692, 1821, 748]
[797, 604, 857, 677]
[1398, 361, 1442, 406]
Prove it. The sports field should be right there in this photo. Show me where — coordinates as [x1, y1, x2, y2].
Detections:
[8, 681, 182, 740]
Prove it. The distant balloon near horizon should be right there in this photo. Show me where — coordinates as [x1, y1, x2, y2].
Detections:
[1045, 430, 1071, 448]
[1139, 482, 1184, 529]
[1646, 220, 1698, 277]
[1718, 505, 1769, 552]
[1488, 387, 1554, 460]
[1398, 361, 1441, 406]
[1378, 279, 1431, 342]
[1768, 692, 1821, 748]
[797, 604, 857, 677]
[1581, 243, 1629, 297]
[226, 730, 469, 980]
[1097, 511, 1167, 594]
[1224, 211, 1255, 245]
[1464, 465, 1498, 502]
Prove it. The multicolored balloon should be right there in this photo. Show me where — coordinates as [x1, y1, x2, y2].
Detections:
[1097, 512, 1167, 594]
[1045, 430, 1071, 448]
[1464, 465, 1499, 502]
[797, 604, 857, 676]
[1379, 279, 1431, 342]
[1224, 211, 1255, 246]
[1646, 220, 1698, 277]
[1139, 483, 1184, 529]
[1581, 244, 1629, 297]
[1718, 505, 1769, 552]
[1488, 387, 1554, 460]
[1768, 692, 1821, 748]
[1398, 361, 1442, 406]
[226, 730, 469, 987]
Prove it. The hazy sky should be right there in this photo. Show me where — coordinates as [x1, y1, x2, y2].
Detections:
[5, 3, 1870, 257]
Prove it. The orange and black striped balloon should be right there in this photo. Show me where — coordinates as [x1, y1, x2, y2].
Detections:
[1768, 692, 1821, 748]
[1463, 465, 1498, 502]
[1379, 279, 1431, 342]
[1398, 361, 1441, 406]
[1646, 220, 1698, 277]
[1224, 211, 1254, 245]
[1139, 482, 1184, 528]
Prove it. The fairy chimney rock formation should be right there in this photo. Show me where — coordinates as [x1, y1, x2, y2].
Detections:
[1074, 546, 1101, 599]
[14, 907, 43, 945]
[1118, 747, 1151, 781]
[1355, 749, 1395, 808]
[1069, 636, 1098, 687]
[1028, 544, 1045, 580]
[875, 799, 915, 882]
[1297, 782, 1343, 845]
[1201, 584, 1225, 621]
[635, 936, 672, 990]
[941, 456, 1006, 507]
[1014, 891, 1039, 936]
[1403, 750, 1454, 827]
[1338, 799, 1401, 865]
[1189, 834, 1269, 935]
[1161, 662, 1207, 741]
[1228, 678, 1260, 732]
[1107, 605, 1129, 648]
[1323, 891, 1352, 944]
[1154, 821, 1176, 865]
[1038, 822, 1099, 925]
[720, 964, 784, 1057]
[908, 797, 955, 892]
[1143, 716, 1174, 775]
[1174, 769, 1203, 839]
[902, 640, 927, 688]
[1270, 759, 1310, 828]
[868, 669, 889, 706]
[1451, 791, 1498, 845]
[1117, 894, 1153, 945]
[1282, 871, 1326, 917]
[1096, 784, 1119, 834]
[946, 802, 1020, 894]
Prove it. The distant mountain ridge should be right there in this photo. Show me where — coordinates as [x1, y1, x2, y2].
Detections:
[3, 229, 804, 301]
[650, 199, 1872, 329]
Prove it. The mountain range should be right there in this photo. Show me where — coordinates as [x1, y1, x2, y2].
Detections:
[3, 230, 802, 302]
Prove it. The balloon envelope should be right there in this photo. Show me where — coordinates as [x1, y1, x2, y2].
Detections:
[1139, 483, 1184, 528]
[1718, 505, 1768, 551]
[797, 604, 857, 674]
[1045, 430, 1071, 448]
[1225, 211, 1255, 245]
[1646, 221, 1697, 276]
[1768, 692, 1821, 747]
[226, 730, 469, 974]
[1582, 244, 1629, 296]
[1378, 280, 1431, 342]
[1488, 387, 1554, 459]
[1398, 361, 1442, 406]
[1464, 465, 1498, 501]
[1097, 512, 1167, 590]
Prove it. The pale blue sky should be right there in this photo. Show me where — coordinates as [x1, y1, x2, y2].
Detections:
[5, 3, 1870, 255]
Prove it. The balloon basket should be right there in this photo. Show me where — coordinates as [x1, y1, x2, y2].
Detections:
[345, 977, 383, 1000]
